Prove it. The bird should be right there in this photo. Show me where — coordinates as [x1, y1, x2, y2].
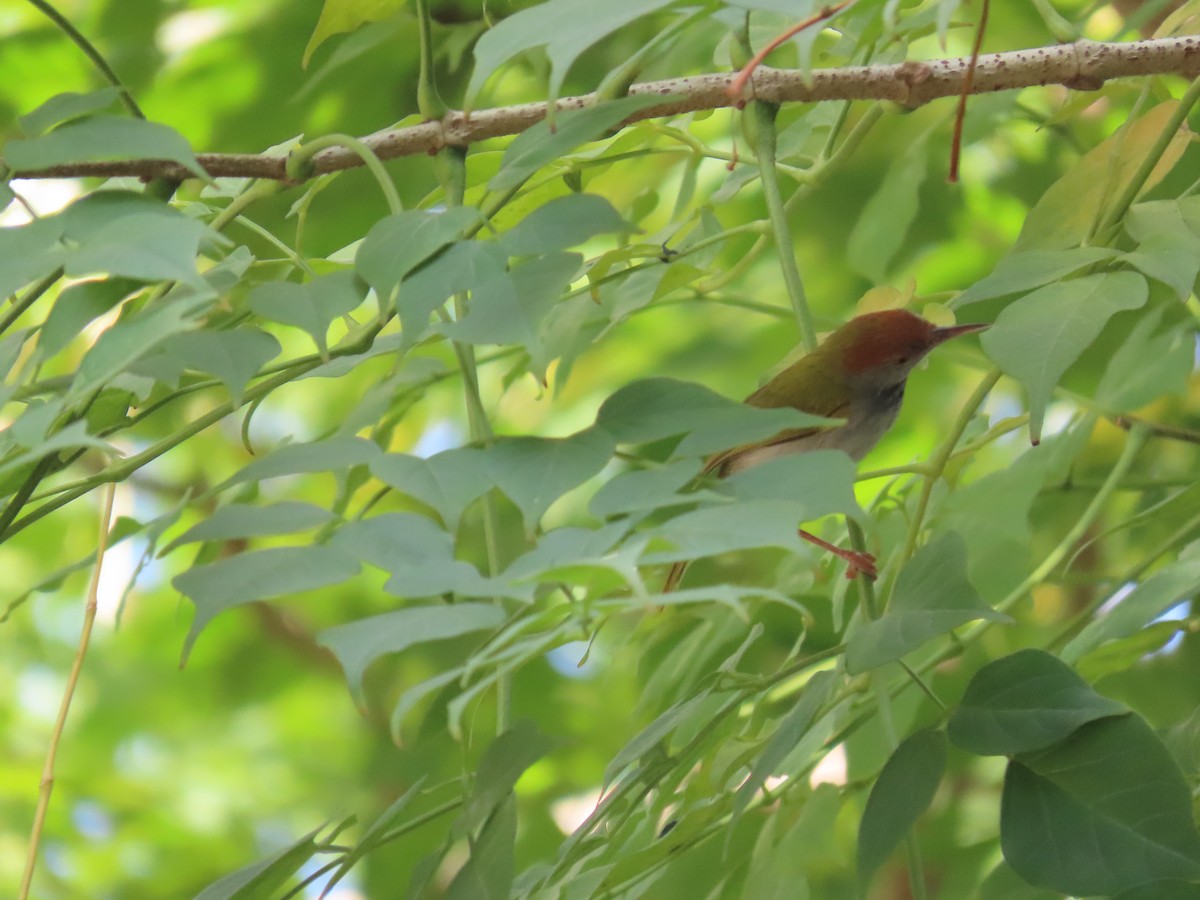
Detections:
[663, 308, 987, 591]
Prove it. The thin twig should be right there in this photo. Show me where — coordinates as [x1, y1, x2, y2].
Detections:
[20, 482, 117, 900]
[727, 2, 854, 101]
[948, 0, 990, 182]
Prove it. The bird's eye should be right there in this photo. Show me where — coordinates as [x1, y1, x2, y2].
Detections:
[896, 355, 909, 365]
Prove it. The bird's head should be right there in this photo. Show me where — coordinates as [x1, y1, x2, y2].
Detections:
[825, 309, 987, 392]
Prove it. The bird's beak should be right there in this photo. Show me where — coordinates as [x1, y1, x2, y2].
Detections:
[931, 322, 988, 345]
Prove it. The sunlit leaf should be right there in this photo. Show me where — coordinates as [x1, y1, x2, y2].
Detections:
[303, 0, 408, 67]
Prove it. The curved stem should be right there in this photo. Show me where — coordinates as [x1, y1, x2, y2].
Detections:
[286, 134, 402, 215]
[25, 0, 144, 119]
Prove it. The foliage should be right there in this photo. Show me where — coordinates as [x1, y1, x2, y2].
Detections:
[2, 0, 1200, 897]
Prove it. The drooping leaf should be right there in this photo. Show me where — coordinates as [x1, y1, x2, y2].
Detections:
[318, 600, 505, 703]
[247, 269, 366, 357]
[178, 546, 362, 657]
[954, 247, 1119, 306]
[465, 0, 676, 113]
[302, 0, 408, 67]
[162, 502, 334, 553]
[485, 427, 615, 530]
[0, 217, 66, 300]
[37, 277, 142, 360]
[1002, 715, 1200, 895]
[221, 437, 381, 488]
[327, 513, 508, 600]
[732, 670, 836, 827]
[18, 88, 122, 136]
[1094, 307, 1193, 411]
[67, 294, 214, 402]
[595, 377, 836, 457]
[588, 458, 702, 518]
[1014, 102, 1189, 251]
[369, 447, 491, 531]
[490, 94, 676, 190]
[846, 532, 1008, 674]
[395, 240, 508, 346]
[438, 251, 582, 378]
[446, 794, 516, 900]
[66, 210, 216, 287]
[148, 328, 282, 403]
[981, 271, 1147, 443]
[459, 720, 563, 833]
[5, 115, 207, 179]
[857, 729, 948, 888]
[193, 826, 321, 900]
[948, 649, 1128, 756]
[847, 136, 928, 282]
[355, 207, 482, 301]
[500, 193, 635, 256]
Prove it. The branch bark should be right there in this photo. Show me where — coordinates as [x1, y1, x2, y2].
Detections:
[10, 35, 1200, 183]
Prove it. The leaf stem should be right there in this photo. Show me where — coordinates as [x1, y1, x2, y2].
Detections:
[286, 135, 402, 215]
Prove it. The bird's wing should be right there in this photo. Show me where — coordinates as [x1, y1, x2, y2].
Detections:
[701, 401, 850, 477]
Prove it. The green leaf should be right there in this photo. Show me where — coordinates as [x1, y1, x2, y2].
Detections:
[485, 427, 615, 530]
[177, 546, 361, 658]
[66, 210, 216, 287]
[980, 271, 1147, 443]
[490, 94, 676, 191]
[857, 729, 948, 888]
[1013, 102, 1188, 251]
[369, 447, 491, 531]
[603, 692, 710, 788]
[5, 115, 207, 179]
[459, 720, 563, 833]
[19, 88, 121, 136]
[148, 328, 282, 403]
[317, 601, 504, 703]
[502, 520, 632, 583]
[68, 294, 213, 402]
[1002, 715, 1200, 895]
[500, 193, 635, 255]
[595, 377, 836, 457]
[192, 826, 321, 900]
[1112, 880, 1200, 900]
[222, 436, 381, 488]
[1094, 308, 1193, 411]
[438, 251, 582, 378]
[38, 277, 142, 360]
[1122, 233, 1200, 300]
[328, 513, 507, 599]
[395, 240, 508, 347]
[954, 247, 1119, 306]
[465, 0, 676, 112]
[0, 217, 65, 299]
[321, 777, 426, 896]
[643, 498, 821, 565]
[447, 794, 516, 900]
[303, 0, 408, 67]
[1063, 550, 1200, 663]
[589, 458, 702, 518]
[846, 532, 1008, 674]
[948, 649, 1128, 756]
[162, 502, 333, 553]
[355, 207, 482, 301]
[247, 269, 366, 357]
[846, 136, 927, 282]
[719, 451, 861, 518]
[733, 670, 836, 826]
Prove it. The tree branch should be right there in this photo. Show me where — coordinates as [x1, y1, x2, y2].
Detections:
[10, 36, 1200, 183]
